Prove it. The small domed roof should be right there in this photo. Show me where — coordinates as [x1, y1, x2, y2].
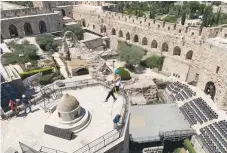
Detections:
[57, 94, 79, 112]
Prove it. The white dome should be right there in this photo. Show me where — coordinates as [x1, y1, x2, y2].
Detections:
[57, 94, 79, 112]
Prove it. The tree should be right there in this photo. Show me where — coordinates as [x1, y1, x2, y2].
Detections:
[163, 15, 177, 23]
[63, 25, 84, 40]
[181, 11, 186, 25]
[36, 34, 55, 51]
[210, 14, 215, 26]
[118, 41, 146, 67]
[202, 5, 213, 27]
[216, 8, 221, 25]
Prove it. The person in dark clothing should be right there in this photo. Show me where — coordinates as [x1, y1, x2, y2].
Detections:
[104, 69, 121, 102]
[113, 114, 121, 129]
[21, 95, 32, 114]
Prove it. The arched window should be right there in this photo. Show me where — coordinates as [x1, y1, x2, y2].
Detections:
[204, 82, 216, 100]
[24, 22, 33, 36]
[134, 35, 138, 42]
[119, 30, 123, 37]
[9, 24, 18, 38]
[173, 46, 181, 56]
[103, 25, 106, 33]
[186, 50, 193, 60]
[151, 40, 158, 48]
[161, 43, 168, 52]
[142, 37, 147, 45]
[39, 21, 47, 33]
[126, 32, 130, 40]
[111, 28, 116, 35]
[61, 9, 66, 16]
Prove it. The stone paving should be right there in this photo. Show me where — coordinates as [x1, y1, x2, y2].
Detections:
[1, 85, 124, 153]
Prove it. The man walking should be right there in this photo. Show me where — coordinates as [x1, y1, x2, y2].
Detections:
[21, 94, 32, 114]
[104, 69, 121, 102]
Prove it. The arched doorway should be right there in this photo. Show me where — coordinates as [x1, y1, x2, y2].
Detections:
[186, 50, 193, 60]
[119, 30, 123, 37]
[151, 40, 158, 48]
[9, 24, 18, 38]
[204, 82, 216, 100]
[126, 32, 130, 40]
[134, 35, 138, 42]
[103, 25, 106, 33]
[39, 21, 47, 33]
[161, 42, 168, 52]
[173, 46, 181, 56]
[142, 37, 147, 45]
[24, 22, 33, 36]
[61, 9, 66, 16]
[111, 28, 116, 35]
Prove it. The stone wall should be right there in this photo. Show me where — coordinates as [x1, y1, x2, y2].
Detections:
[1, 12, 63, 39]
[72, 4, 227, 110]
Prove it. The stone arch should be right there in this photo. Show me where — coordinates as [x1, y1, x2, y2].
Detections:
[111, 28, 116, 35]
[204, 81, 216, 100]
[118, 30, 123, 37]
[103, 25, 106, 33]
[173, 46, 181, 56]
[39, 20, 47, 33]
[61, 9, 66, 16]
[142, 37, 147, 45]
[186, 50, 193, 60]
[9, 24, 18, 38]
[151, 40, 158, 48]
[126, 32, 130, 40]
[161, 42, 168, 52]
[24, 22, 33, 36]
[133, 35, 139, 42]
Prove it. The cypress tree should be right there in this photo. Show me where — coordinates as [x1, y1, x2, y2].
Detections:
[216, 8, 221, 25]
[181, 11, 186, 25]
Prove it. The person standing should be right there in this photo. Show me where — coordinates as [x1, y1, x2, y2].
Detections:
[21, 95, 32, 114]
[104, 69, 121, 102]
[9, 99, 18, 116]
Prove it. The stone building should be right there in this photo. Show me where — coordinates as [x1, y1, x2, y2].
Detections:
[70, 2, 227, 111]
[1, 1, 227, 110]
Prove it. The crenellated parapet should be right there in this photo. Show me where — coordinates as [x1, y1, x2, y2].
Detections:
[1, 7, 51, 18]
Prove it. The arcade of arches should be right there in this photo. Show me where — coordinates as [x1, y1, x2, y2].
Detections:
[134, 35, 139, 42]
[142, 37, 147, 45]
[9, 24, 18, 38]
[204, 82, 216, 100]
[162, 43, 168, 52]
[24, 22, 33, 36]
[126, 32, 130, 40]
[186, 50, 193, 60]
[151, 40, 158, 48]
[39, 21, 47, 33]
[173, 46, 181, 56]
[119, 30, 123, 37]
[111, 28, 116, 35]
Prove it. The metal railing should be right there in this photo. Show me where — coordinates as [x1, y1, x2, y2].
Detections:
[36, 79, 130, 153]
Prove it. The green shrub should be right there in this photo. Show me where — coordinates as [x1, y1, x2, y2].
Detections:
[183, 139, 196, 153]
[20, 67, 53, 80]
[140, 55, 165, 70]
[63, 25, 84, 40]
[163, 15, 177, 23]
[22, 39, 30, 45]
[38, 74, 54, 85]
[36, 34, 55, 51]
[117, 67, 131, 80]
[2, 44, 39, 65]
